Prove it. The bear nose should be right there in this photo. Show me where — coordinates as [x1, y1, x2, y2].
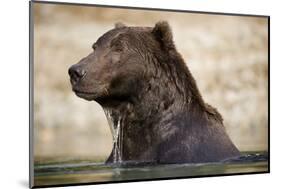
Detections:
[68, 65, 86, 85]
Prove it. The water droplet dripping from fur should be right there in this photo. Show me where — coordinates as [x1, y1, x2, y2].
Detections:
[104, 109, 123, 164]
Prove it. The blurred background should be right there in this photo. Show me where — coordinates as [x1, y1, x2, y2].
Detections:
[33, 3, 268, 163]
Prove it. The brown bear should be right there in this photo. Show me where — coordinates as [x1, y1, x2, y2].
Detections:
[68, 21, 240, 164]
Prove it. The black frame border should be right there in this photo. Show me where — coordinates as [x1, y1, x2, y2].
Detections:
[29, 0, 270, 188]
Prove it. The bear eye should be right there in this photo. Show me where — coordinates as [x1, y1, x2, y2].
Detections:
[112, 43, 123, 52]
[92, 43, 97, 51]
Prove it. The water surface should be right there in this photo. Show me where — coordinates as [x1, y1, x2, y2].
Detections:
[34, 152, 268, 187]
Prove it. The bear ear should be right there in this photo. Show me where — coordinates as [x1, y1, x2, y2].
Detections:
[152, 21, 175, 51]
[115, 22, 126, 29]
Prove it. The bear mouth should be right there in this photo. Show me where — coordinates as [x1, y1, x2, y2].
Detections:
[73, 88, 130, 105]
[73, 89, 99, 101]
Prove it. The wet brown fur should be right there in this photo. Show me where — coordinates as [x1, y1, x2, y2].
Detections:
[69, 21, 240, 164]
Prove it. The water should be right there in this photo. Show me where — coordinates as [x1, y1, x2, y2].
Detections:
[33, 152, 268, 187]
[104, 109, 123, 163]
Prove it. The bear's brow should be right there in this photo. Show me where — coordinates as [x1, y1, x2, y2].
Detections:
[110, 36, 123, 47]
[96, 29, 119, 43]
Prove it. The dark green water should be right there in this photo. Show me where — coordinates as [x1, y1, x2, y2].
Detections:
[34, 152, 268, 187]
